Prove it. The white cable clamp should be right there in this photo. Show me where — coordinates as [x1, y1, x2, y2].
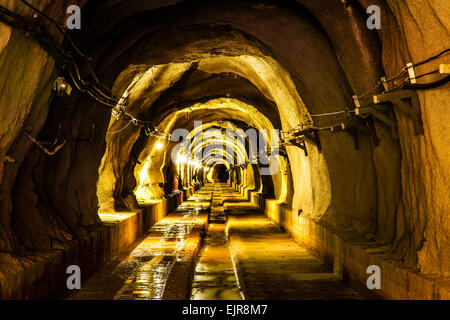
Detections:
[118, 96, 128, 109]
[380, 76, 389, 92]
[406, 63, 417, 84]
[373, 94, 379, 104]
[352, 95, 360, 115]
[440, 64, 450, 74]
[112, 107, 123, 121]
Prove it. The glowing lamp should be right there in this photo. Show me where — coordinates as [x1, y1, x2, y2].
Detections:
[177, 155, 187, 164]
[53, 77, 72, 96]
[155, 141, 164, 150]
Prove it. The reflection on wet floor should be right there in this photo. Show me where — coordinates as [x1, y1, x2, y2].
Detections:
[114, 209, 200, 300]
[191, 223, 242, 300]
[191, 184, 242, 300]
[70, 183, 368, 300]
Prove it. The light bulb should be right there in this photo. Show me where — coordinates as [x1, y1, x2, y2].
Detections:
[177, 155, 187, 164]
[155, 141, 164, 150]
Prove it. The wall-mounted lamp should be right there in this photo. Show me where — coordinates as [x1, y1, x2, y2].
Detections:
[155, 141, 164, 150]
[53, 77, 72, 96]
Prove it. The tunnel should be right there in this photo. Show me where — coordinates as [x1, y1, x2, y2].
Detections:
[0, 0, 449, 301]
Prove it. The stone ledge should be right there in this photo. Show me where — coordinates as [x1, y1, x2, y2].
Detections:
[99, 210, 142, 261]
[0, 202, 173, 299]
[264, 200, 450, 300]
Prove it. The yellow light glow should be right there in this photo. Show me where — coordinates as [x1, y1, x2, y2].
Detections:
[194, 162, 202, 169]
[155, 141, 164, 150]
[140, 159, 151, 183]
[177, 155, 187, 164]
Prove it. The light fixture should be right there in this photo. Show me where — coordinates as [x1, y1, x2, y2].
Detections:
[155, 141, 164, 150]
[177, 154, 187, 164]
[53, 77, 72, 96]
[195, 162, 202, 169]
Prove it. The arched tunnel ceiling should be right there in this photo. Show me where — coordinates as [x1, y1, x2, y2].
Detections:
[91, 0, 379, 225]
[78, 0, 383, 99]
[73, 0, 370, 130]
[157, 98, 276, 134]
[1, 0, 448, 295]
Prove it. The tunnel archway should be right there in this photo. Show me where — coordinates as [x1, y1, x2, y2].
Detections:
[0, 0, 448, 300]
[212, 164, 229, 183]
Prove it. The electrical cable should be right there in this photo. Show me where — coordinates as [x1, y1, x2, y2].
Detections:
[3, 4, 448, 142]
[411, 48, 450, 68]
[1, 4, 165, 137]
[385, 69, 407, 82]
[402, 74, 450, 90]
[356, 49, 449, 97]
[309, 110, 349, 117]
[106, 120, 134, 135]
[20, 0, 62, 27]
[356, 81, 383, 98]
[408, 69, 440, 80]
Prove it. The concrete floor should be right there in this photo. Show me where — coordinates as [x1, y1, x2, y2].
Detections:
[69, 183, 369, 300]
[227, 214, 365, 299]
[191, 185, 242, 300]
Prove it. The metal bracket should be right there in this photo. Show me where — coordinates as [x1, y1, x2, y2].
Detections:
[295, 129, 322, 152]
[380, 76, 390, 92]
[356, 102, 398, 140]
[373, 90, 424, 135]
[276, 145, 289, 158]
[290, 139, 308, 156]
[72, 123, 95, 143]
[346, 127, 360, 150]
[352, 95, 361, 115]
[365, 117, 381, 146]
[284, 128, 322, 157]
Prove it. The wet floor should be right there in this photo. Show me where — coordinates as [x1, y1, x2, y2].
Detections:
[227, 214, 366, 299]
[69, 207, 203, 300]
[70, 183, 369, 300]
[191, 185, 242, 300]
[114, 209, 199, 300]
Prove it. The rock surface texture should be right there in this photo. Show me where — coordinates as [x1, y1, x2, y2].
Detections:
[0, 0, 448, 299]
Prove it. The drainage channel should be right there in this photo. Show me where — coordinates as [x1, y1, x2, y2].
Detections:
[191, 184, 243, 300]
[114, 208, 199, 300]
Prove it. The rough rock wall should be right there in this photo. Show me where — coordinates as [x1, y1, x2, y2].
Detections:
[0, 0, 88, 253]
[0, 0, 447, 282]
[377, 0, 449, 276]
[301, 0, 403, 247]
